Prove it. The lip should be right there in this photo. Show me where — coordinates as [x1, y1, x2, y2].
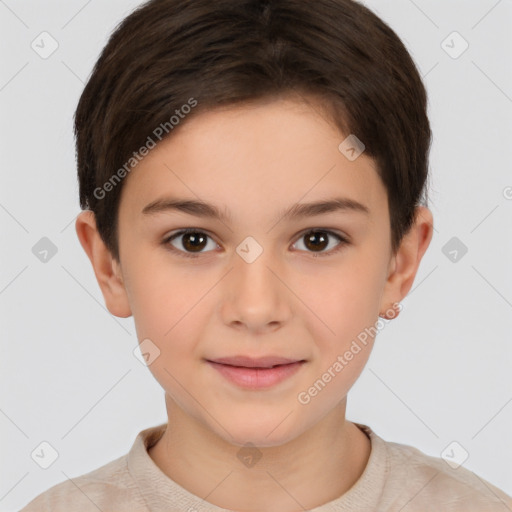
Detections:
[206, 357, 306, 389]
[208, 355, 303, 368]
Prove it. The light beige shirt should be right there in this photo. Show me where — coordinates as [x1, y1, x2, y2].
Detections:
[19, 422, 512, 511]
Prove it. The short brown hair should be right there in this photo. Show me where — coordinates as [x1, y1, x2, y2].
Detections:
[74, 0, 431, 262]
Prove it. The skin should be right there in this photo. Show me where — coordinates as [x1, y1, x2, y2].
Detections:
[76, 96, 433, 511]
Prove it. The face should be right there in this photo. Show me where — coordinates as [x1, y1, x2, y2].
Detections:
[94, 98, 411, 447]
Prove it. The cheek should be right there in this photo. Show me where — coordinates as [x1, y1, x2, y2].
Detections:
[302, 255, 385, 336]
[296, 253, 387, 402]
[127, 258, 219, 358]
[130, 278, 205, 398]
[124, 248, 200, 330]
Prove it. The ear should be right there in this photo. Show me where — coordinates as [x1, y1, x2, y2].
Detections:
[379, 206, 434, 313]
[75, 210, 132, 318]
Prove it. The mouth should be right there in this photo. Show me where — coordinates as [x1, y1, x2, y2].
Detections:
[207, 355, 306, 368]
[206, 356, 306, 389]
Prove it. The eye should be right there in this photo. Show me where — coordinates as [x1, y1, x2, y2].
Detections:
[292, 229, 349, 257]
[163, 228, 349, 259]
[163, 229, 218, 258]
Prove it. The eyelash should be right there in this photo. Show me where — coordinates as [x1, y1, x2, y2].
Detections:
[162, 228, 350, 259]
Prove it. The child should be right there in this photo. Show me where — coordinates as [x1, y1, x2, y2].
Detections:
[20, 0, 512, 510]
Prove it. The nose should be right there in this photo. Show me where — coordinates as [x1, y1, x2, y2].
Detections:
[219, 244, 292, 333]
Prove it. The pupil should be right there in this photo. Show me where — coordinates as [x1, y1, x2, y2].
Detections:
[184, 232, 206, 251]
[306, 232, 327, 251]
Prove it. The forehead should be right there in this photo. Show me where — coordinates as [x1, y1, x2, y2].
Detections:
[118, 98, 386, 223]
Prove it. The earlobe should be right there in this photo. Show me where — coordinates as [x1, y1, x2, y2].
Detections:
[75, 210, 132, 318]
[379, 206, 434, 315]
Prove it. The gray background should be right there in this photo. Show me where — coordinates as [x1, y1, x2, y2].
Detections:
[1, 0, 511, 510]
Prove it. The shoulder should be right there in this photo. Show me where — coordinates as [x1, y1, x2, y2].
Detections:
[381, 436, 512, 511]
[19, 453, 147, 512]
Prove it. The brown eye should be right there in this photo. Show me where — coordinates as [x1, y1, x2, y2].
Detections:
[304, 231, 329, 251]
[164, 229, 217, 257]
[181, 231, 208, 252]
[293, 230, 348, 256]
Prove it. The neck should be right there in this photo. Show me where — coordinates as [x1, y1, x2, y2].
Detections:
[148, 395, 371, 512]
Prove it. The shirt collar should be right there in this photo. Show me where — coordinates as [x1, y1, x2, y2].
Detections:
[127, 421, 389, 511]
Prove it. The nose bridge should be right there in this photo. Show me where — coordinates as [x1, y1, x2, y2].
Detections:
[234, 236, 281, 299]
[221, 236, 290, 329]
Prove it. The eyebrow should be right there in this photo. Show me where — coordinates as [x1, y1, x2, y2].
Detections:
[141, 196, 370, 223]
